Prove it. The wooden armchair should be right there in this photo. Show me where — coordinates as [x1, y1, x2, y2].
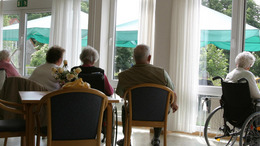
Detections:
[35, 88, 108, 146]
[0, 99, 25, 146]
[123, 83, 174, 146]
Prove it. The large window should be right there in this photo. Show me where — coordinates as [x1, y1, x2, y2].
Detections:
[2, 0, 89, 77]
[198, 0, 260, 128]
[25, 12, 51, 76]
[200, 0, 232, 86]
[112, 0, 140, 79]
[2, 11, 51, 76]
[200, 0, 260, 86]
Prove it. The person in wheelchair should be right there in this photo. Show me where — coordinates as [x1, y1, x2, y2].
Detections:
[204, 51, 260, 146]
[71, 46, 114, 96]
[225, 51, 260, 109]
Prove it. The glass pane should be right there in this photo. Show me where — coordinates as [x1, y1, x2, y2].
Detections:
[25, 12, 51, 77]
[200, 0, 231, 86]
[3, 14, 21, 74]
[81, 0, 89, 48]
[245, 0, 260, 89]
[113, 0, 140, 79]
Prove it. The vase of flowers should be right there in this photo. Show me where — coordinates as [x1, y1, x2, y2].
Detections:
[52, 60, 82, 86]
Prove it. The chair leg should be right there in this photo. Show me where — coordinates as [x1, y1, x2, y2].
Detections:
[21, 136, 26, 146]
[4, 137, 7, 146]
[127, 124, 132, 146]
[164, 126, 167, 146]
[36, 135, 40, 146]
[124, 116, 128, 146]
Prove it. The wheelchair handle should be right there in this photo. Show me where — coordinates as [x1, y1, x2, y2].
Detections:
[213, 76, 223, 82]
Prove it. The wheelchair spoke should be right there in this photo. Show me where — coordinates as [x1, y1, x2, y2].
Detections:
[204, 106, 237, 145]
[240, 112, 260, 146]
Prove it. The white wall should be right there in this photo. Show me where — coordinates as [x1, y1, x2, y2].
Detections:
[153, 0, 172, 72]
[3, 0, 52, 11]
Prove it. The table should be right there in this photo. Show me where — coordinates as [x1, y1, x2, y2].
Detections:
[19, 91, 119, 146]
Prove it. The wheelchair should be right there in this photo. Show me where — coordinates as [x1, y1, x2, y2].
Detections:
[78, 72, 118, 145]
[204, 76, 260, 146]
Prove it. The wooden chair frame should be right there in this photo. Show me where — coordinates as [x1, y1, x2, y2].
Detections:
[123, 83, 174, 146]
[0, 99, 25, 146]
[35, 88, 108, 146]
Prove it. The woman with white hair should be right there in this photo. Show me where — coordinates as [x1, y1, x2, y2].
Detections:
[71, 46, 113, 96]
[225, 51, 260, 99]
[0, 50, 21, 77]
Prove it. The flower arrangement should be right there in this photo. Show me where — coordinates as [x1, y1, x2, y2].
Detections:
[52, 60, 82, 86]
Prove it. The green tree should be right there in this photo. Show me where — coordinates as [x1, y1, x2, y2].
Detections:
[202, 0, 232, 17]
[202, 0, 260, 78]
[246, 0, 260, 29]
[3, 15, 11, 26]
[27, 12, 51, 21]
[115, 47, 134, 73]
[200, 44, 229, 79]
[30, 44, 49, 67]
[81, 1, 89, 13]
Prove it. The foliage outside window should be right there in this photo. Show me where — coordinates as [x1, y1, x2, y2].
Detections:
[200, 0, 260, 87]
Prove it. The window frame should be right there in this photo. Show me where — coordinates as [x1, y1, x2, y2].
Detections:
[198, 0, 247, 96]
[3, 8, 51, 76]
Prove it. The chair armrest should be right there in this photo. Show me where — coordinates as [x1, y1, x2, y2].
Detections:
[0, 99, 23, 108]
[0, 100, 24, 115]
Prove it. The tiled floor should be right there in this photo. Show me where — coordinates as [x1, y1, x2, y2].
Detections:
[0, 126, 240, 146]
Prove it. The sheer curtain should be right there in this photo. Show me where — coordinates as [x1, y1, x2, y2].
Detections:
[49, 0, 81, 68]
[167, 0, 201, 132]
[138, 0, 155, 59]
[0, 0, 3, 50]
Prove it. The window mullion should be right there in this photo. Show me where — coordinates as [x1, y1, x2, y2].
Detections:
[18, 11, 27, 76]
[229, 0, 246, 72]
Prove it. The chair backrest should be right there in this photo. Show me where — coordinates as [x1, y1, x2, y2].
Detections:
[124, 83, 173, 122]
[78, 72, 105, 93]
[0, 69, 6, 92]
[0, 77, 47, 119]
[37, 88, 108, 146]
[217, 76, 254, 127]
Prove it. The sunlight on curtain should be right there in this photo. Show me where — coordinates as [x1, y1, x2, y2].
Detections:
[138, 0, 156, 62]
[0, 0, 3, 50]
[167, 0, 200, 133]
[49, 0, 81, 69]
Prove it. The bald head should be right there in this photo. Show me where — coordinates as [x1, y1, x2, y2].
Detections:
[134, 44, 151, 64]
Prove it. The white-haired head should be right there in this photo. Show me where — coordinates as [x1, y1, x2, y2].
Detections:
[0, 50, 10, 62]
[80, 45, 99, 64]
[134, 44, 151, 64]
[235, 51, 255, 69]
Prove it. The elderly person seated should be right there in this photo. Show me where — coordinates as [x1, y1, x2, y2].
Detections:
[225, 51, 260, 101]
[29, 46, 65, 91]
[71, 46, 113, 96]
[0, 50, 21, 77]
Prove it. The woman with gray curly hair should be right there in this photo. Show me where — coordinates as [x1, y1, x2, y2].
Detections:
[0, 50, 20, 77]
[71, 45, 113, 96]
[226, 51, 260, 99]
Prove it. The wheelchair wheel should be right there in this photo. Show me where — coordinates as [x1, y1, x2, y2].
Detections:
[204, 106, 237, 146]
[239, 111, 260, 146]
[111, 105, 118, 146]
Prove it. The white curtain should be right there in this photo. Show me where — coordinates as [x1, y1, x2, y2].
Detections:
[167, 0, 201, 132]
[138, 0, 155, 59]
[0, 0, 3, 50]
[49, 0, 81, 68]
